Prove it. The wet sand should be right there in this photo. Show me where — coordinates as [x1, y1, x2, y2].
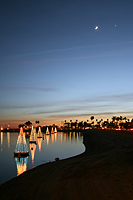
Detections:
[1, 129, 133, 199]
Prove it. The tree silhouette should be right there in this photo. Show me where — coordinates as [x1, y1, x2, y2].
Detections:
[84, 121, 88, 129]
[116, 117, 120, 125]
[18, 124, 25, 128]
[112, 116, 116, 123]
[90, 116, 94, 125]
[119, 116, 123, 122]
[75, 119, 78, 128]
[78, 121, 83, 129]
[35, 121, 40, 126]
[90, 116, 94, 121]
[25, 121, 32, 127]
[123, 117, 127, 123]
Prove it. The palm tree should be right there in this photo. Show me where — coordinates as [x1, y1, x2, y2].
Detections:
[90, 116, 94, 121]
[119, 116, 123, 123]
[90, 116, 94, 126]
[123, 117, 127, 124]
[70, 120, 72, 128]
[75, 119, 78, 129]
[116, 117, 120, 125]
[78, 121, 83, 129]
[112, 116, 116, 123]
[25, 121, 32, 127]
[35, 121, 40, 127]
[18, 124, 25, 128]
[84, 121, 87, 129]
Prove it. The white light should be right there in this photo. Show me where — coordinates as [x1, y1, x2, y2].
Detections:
[95, 26, 98, 30]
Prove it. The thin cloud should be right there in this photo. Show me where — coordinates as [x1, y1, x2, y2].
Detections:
[0, 86, 56, 92]
[29, 104, 118, 116]
[1, 92, 133, 110]
[74, 93, 133, 104]
[20, 46, 133, 64]
[1, 40, 133, 59]
[1, 41, 133, 64]
[45, 111, 133, 120]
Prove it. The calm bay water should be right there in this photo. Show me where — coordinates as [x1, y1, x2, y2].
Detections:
[0, 131, 84, 185]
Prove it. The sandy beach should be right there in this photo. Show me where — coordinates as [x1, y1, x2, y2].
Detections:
[1, 129, 133, 199]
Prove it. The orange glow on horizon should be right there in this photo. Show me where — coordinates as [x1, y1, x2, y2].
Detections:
[1, 113, 133, 130]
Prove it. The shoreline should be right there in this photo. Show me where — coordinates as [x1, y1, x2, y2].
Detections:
[1, 129, 133, 199]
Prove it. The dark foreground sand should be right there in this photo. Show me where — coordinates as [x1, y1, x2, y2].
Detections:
[1, 129, 133, 200]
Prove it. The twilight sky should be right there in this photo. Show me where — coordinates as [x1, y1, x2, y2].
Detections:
[0, 0, 133, 128]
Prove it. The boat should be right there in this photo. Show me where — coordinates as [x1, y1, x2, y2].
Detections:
[14, 127, 29, 157]
[29, 126, 37, 144]
[46, 127, 50, 135]
[37, 127, 42, 138]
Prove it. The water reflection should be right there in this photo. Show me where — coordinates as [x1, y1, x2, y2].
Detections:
[54, 132, 57, 142]
[51, 134, 55, 143]
[46, 134, 50, 145]
[1, 132, 3, 151]
[64, 133, 68, 142]
[28, 131, 82, 165]
[76, 132, 79, 141]
[7, 132, 10, 148]
[69, 132, 72, 142]
[14, 128, 29, 177]
[73, 132, 75, 139]
[29, 143, 36, 166]
[15, 156, 28, 176]
[0, 131, 84, 184]
[37, 137, 42, 152]
[61, 132, 80, 143]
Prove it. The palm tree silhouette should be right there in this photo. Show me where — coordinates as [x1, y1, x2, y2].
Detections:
[90, 116, 94, 126]
[35, 121, 40, 127]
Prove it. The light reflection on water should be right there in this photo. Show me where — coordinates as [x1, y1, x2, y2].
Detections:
[15, 156, 28, 176]
[0, 131, 84, 185]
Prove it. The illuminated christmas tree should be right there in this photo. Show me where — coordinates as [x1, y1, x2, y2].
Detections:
[29, 126, 37, 144]
[14, 127, 29, 156]
[37, 127, 42, 138]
